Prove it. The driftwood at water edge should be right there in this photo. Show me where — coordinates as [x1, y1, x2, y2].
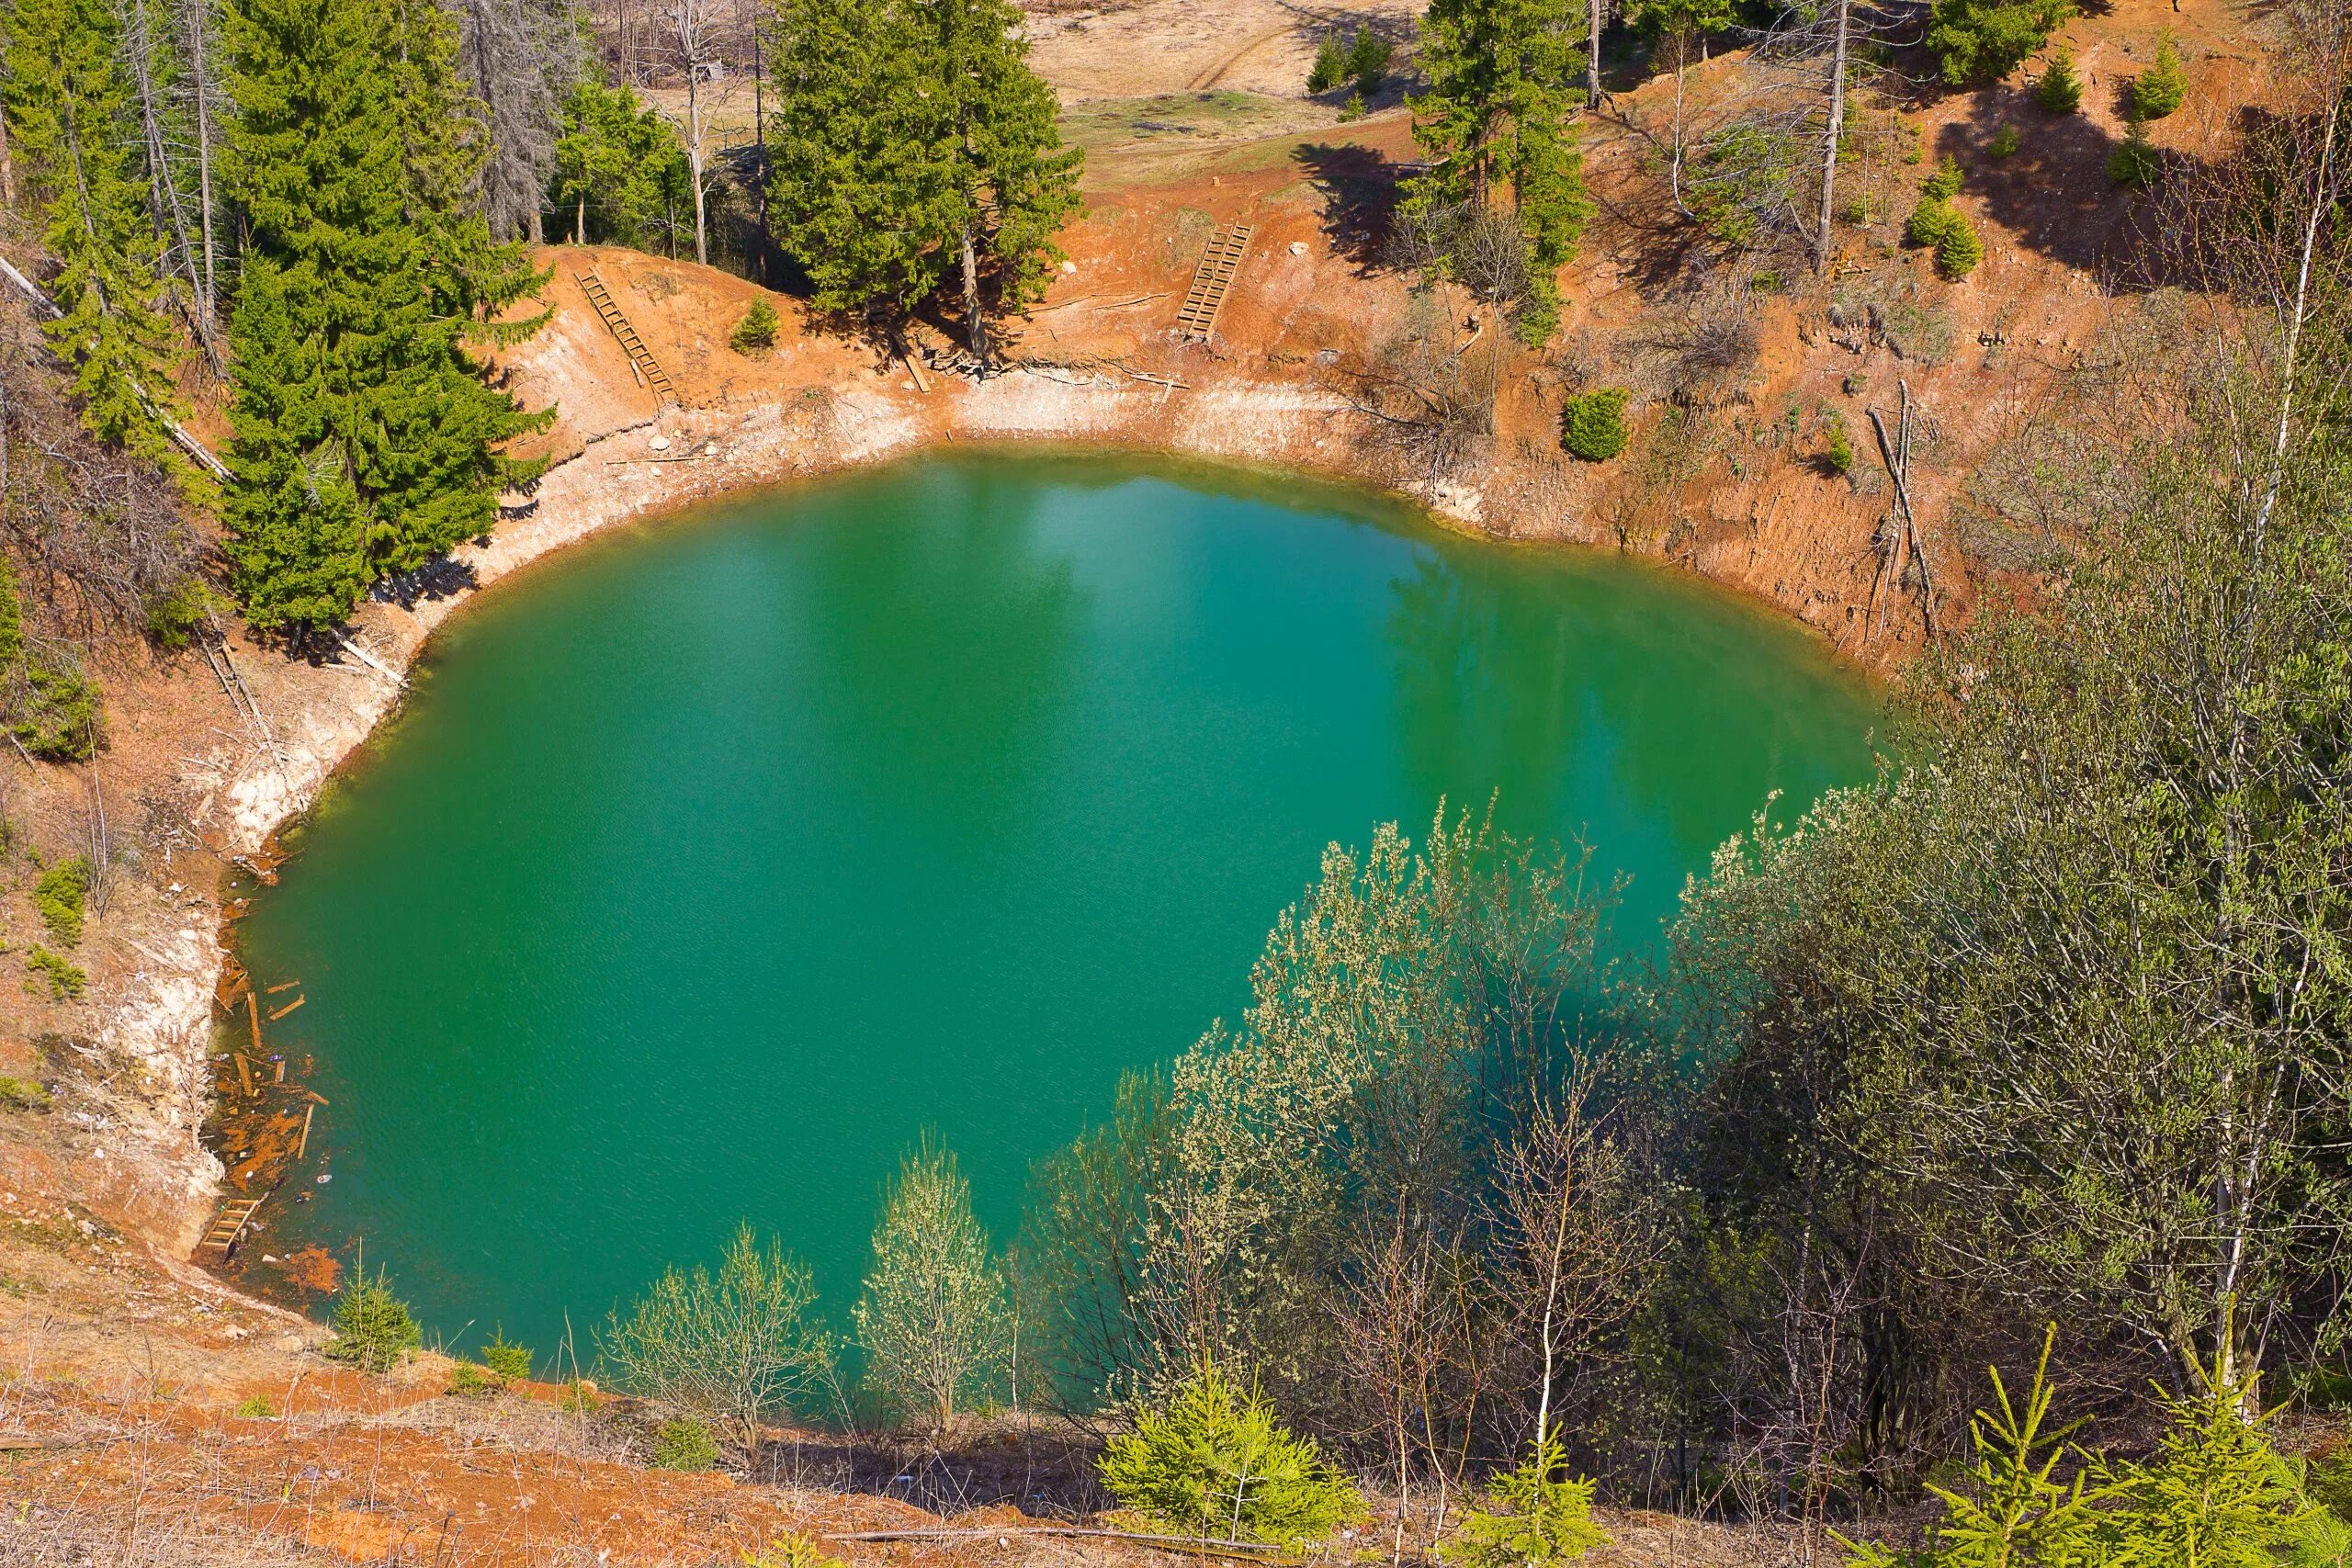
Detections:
[825, 1527, 1296, 1562]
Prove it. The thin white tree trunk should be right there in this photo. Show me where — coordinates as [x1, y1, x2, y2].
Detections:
[1815, 0, 1849, 274]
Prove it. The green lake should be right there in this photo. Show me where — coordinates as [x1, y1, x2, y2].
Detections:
[232, 450, 1878, 1358]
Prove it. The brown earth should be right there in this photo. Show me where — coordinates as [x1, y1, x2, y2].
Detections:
[0, 0, 2278, 1559]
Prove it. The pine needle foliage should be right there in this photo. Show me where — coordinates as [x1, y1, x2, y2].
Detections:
[1935, 209, 1984, 279]
[1562, 389, 1630, 461]
[553, 76, 691, 248]
[2, 0, 196, 491]
[1442, 1437, 1609, 1568]
[1403, 0, 1592, 342]
[2132, 31, 2187, 121]
[762, 0, 1080, 355]
[1099, 1357, 1361, 1546]
[2035, 48, 2084, 113]
[220, 0, 550, 629]
[323, 1265, 422, 1373]
[1928, 0, 2075, 87]
[34, 857, 91, 946]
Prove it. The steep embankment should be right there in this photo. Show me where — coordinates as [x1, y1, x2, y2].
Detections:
[0, 0, 2271, 1556]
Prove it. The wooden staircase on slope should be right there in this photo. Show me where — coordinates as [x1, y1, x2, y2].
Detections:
[576, 270, 677, 403]
[197, 1197, 265, 1260]
[1176, 223, 1254, 343]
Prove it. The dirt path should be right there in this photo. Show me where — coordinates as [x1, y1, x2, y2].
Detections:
[1186, 21, 1295, 89]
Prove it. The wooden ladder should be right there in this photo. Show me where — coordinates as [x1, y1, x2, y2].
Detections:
[576, 270, 677, 404]
[1176, 223, 1254, 343]
[197, 1197, 265, 1260]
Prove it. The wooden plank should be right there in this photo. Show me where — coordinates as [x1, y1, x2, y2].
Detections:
[267, 995, 305, 1021]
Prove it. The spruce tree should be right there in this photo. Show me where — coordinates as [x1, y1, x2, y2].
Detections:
[1404, 0, 1594, 343]
[920, 0, 1083, 357]
[221, 0, 548, 630]
[3, 0, 195, 485]
[763, 0, 1080, 355]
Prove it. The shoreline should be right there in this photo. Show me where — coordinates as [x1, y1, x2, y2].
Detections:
[107, 364, 1879, 1318]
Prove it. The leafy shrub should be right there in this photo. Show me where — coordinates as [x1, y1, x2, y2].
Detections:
[323, 1266, 422, 1374]
[1922, 154, 1965, 200]
[35, 857, 91, 946]
[233, 1395, 276, 1418]
[1307, 33, 1345, 93]
[1907, 197, 1961, 249]
[652, 1416, 722, 1471]
[0, 1075, 49, 1111]
[2036, 48, 2083, 112]
[729, 298, 779, 354]
[26, 948, 85, 1001]
[1750, 270, 1786, 293]
[481, 1331, 534, 1382]
[1442, 1437, 1609, 1568]
[1928, 0, 2075, 86]
[1344, 29, 1393, 97]
[1988, 124, 2019, 159]
[2109, 119, 2161, 188]
[448, 1360, 501, 1398]
[1934, 209, 1984, 279]
[2132, 30, 2187, 120]
[1099, 1358, 1360, 1546]
[1561, 389, 1631, 463]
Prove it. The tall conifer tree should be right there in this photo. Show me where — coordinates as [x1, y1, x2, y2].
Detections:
[221, 0, 548, 630]
[1405, 0, 1593, 340]
[763, 0, 1079, 355]
[4, 0, 195, 482]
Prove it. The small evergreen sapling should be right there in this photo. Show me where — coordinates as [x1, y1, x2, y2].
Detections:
[323, 1264, 422, 1373]
[1099, 1358, 1360, 1546]
[2036, 47, 2083, 112]
[2109, 118, 2161, 188]
[1988, 125, 2019, 159]
[731, 298, 781, 353]
[34, 858, 91, 946]
[1307, 33, 1345, 93]
[2132, 29, 2187, 120]
[1442, 1436, 1609, 1568]
[1344, 29, 1393, 97]
[481, 1331, 534, 1382]
[1561, 389, 1631, 462]
[1923, 155, 1965, 200]
[651, 1416, 722, 1471]
[1934, 209, 1984, 279]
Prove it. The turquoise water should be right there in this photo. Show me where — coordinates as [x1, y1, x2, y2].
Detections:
[234, 450, 1877, 1357]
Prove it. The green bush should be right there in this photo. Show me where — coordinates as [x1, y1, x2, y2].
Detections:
[2036, 47, 2083, 112]
[35, 857, 91, 947]
[1934, 209, 1985, 279]
[233, 1394, 276, 1418]
[1824, 419, 1856, 475]
[16, 656, 99, 762]
[1922, 154, 1965, 200]
[1988, 124, 2019, 159]
[1928, 0, 2075, 86]
[1442, 1437, 1609, 1568]
[1907, 197, 1962, 248]
[26, 948, 85, 1001]
[0, 1075, 49, 1111]
[323, 1265, 422, 1374]
[1307, 33, 1345, 93]
[448, 1360, 501, 1398]
[1561, 389, 1631, 463]
[729, 298, 780, 354]
[2109, 118, 2161, 188]
[1339, 90, 1365, 121]
[741, 1533, 848, 1568]
[2132, 29, 2187, 120]
[143, 579, 220, 650]
[481, 1331, 534, 1382]
[651, 1416, 722, 1471]
[1099, 1358, 1360, 1546]
[1344, 29, 1392, 97]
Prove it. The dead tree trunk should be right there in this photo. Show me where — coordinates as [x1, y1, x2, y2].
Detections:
[1815, 0, 1849, 275]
